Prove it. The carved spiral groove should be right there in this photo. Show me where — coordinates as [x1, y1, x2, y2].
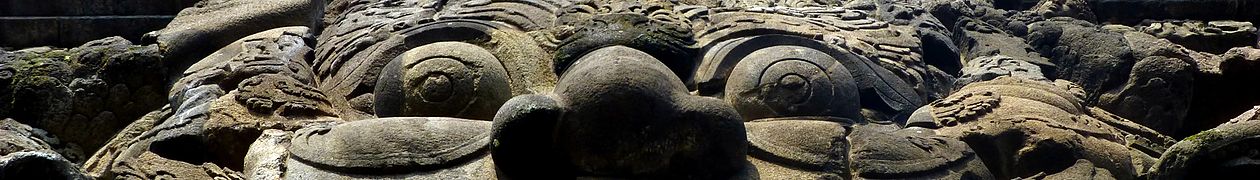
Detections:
[725, 45, 860, 120]
[375, 41, 512, 119]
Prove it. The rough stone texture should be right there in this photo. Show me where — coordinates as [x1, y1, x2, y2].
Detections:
[373, 42, 512, 119]
[1182, 47, 1260, 138]
[908, 77, 1144, 179]
[0, 36, 167, 155]
[1026, 17, 1136, 103]
[1097, 56, 1194, 136]
[75, 26, 341, 179]
[0, 119, 87, 180]
[147, 0, 323, 77]
[951, 17, 1055, 75]
[81, 107, 168, 178]
[0, 119, 72, 159]
[242, 129, 289, 180]
[492, 46, 747, 179]
[0, 151, 90, 179]
[109, 151, 244, 180]
[955, 55, 1050, 87]
[1150, 105, 1260, 179]
[1030, 0, 1094, 21]
[282, 117, 494, 178]
[1136, 20, 1257, 54]
[10, 0, 1260, 179]
[723, 45, 862, 120]
[1089, 0, 1260, 24]
[691, 10, 932, 119]
[744, 118, 852, 178]
[315, 0, 558, 111]
[849, 126, 994, 179]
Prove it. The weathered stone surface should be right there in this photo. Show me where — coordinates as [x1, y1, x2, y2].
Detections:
[82, 107, 168, 178]
[1150, 105, 1260, 179]
[0, 119, 61, 157]
[0, 36, 166, 154]
[1030, 0, 1095, 21]
[909, 77, 1141, 179]
[373, 42, 512, 119]
[109, 151, 244, 180]
[1097, 56, 1194, 136]
[316, 1, 557, 109]
[147, 0, 323, 75]
[11, 0, 1260, 179]
[290, 118, 490, 173]
[845, 0, 962, 76]
[951, 17, 1055, 75]
[1026, 17, 1136, 103]
[1089, 0, 1260, 24]
[0, 151, 90, 180]
[849, 126, 994, 179]
[955, 55, 1050, 87]
[492, 46, 746, 179]
[288, 118, 491, 178]
[744, 118, 852, 178]
[1136, 20, 1257, 54]
[692, 12, 930, 119]
[242, 129, 289, 180]
[723, 45, 861, 120]
[1183, 47, 1260, 138]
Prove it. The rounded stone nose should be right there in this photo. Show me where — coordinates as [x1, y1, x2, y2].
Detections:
[539, 46, 747, 178]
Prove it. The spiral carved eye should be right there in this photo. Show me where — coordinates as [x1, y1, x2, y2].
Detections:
[375, 41, 511, 119]
[724, 45, 860, 120]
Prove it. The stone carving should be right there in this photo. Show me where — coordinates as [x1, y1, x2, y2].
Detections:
[951, 17, 1055, 75]
[315, 1, 557, 113]
[956, 54, 1049, 86]
[1136, 20, 1257, 54]
[1089, 0, 1260, 24]
[373, 41, 512, 119]
[146, 0, 323, 73]
[1, 151, 90, 179]
[1150, 105, 1260, 179]
[278, 117, 495, 179]
[723, 45, 861, 120]
[8, 0, 1260, 179]
[907, 76, 1182, 179]
[493, 46, 746, 178]
[80, 27, 340, 179]
[0, 37, 165, 157]
[0, 118, 87, 180]
[1030, 0, 1095, 21]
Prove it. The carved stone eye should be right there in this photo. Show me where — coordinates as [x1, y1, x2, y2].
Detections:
[375, 41, 511, 120]
[724, 45, 861, 120]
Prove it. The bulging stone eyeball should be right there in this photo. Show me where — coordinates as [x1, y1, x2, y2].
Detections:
[374, 41, 512, 120]
[724, 45, 861, 120]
